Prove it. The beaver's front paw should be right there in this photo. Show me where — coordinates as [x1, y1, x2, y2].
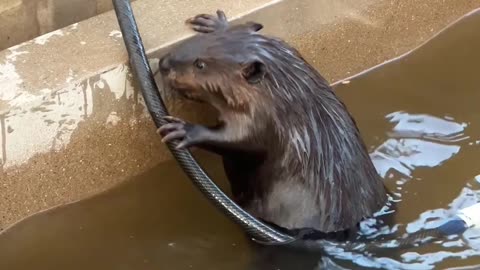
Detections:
[186, 10, 228, 33]
[157, 116, 203, 149]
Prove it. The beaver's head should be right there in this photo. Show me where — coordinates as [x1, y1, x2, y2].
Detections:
[159, 26, 269, 111]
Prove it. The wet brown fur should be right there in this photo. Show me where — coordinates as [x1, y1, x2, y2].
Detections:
[157, 11, 388, 234]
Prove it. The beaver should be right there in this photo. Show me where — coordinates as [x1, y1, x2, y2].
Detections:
[157, 10, 388, 236]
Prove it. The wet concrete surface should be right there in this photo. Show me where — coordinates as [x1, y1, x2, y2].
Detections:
[239, 0, 480, 82]
[1, 6, 480, 270]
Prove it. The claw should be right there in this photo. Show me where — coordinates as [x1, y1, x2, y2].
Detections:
[176, 140, 189, 149]
[186, 11, 228, 33]
[158, 116, 201, 149]
[189, 17, 215, 27]
[216, 10, 227, 21]
[186, 14, 215, 25]
[162, 116, 185, 124]
[196, 14, 216, 19]
[191, 15, 216, 25]
[157, 123, 181, 135]
[192, 25, 215, 33]
[161, 130, 186, 143]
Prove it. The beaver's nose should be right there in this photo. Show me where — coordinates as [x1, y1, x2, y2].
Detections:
[159, 54, 171, 74]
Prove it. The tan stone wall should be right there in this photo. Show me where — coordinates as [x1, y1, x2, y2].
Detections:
[0, 0, 127, 51]
[0, 0, 38, 51]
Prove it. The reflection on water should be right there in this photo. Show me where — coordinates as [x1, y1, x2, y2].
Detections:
[320, 179, 480, 269]
[2, 5, 480, 270]
[371, 111, 466, 178]
[327, 7, 480, 269]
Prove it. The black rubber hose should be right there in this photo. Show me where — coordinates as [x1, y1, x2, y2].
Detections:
[111, 0, 294, 244]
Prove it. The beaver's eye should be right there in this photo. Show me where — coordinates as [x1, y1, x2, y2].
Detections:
[194, 59, 206, 70]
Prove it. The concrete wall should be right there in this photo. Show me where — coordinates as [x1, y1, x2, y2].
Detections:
[1, 0, 480, 231]
[0, 0, 127, 51]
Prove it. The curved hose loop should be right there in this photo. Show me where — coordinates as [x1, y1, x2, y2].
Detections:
[111, 0, 295, 244]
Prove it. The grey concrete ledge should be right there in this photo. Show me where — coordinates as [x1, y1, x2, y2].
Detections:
[0, 0, 130, 51]
[1, 0, 480, 231]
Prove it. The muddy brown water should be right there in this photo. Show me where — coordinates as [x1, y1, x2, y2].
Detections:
[2, 7, 480, 270]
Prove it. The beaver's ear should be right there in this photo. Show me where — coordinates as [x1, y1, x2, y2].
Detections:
[244, 21, 263, 32]
[241, 60, 266, 84]
[231, 21, 263, 33]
